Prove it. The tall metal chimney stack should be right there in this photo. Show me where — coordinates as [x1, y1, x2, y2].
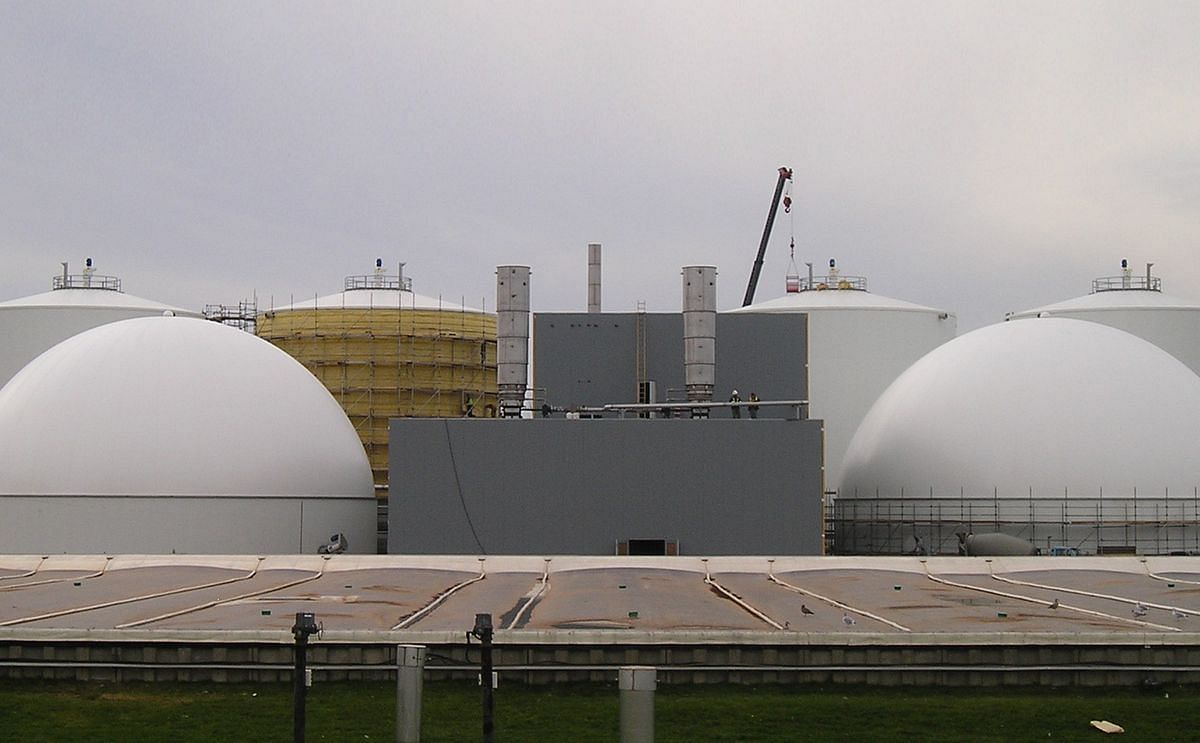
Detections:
[682, 265, 717, 406]
[496, 265, 531, 418]
[587, 243, 602, 313]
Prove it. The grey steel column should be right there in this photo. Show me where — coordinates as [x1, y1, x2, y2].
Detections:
[395, 644, 426, 743]
[682, 266, 717, 411]
[619, 665, 656, 743]
[587, 243, 602, 313]
[496, 265, 531, 418]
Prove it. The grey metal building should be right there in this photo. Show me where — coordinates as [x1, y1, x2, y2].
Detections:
[532, 312, 808, 415]
[389, 417, 824, 555]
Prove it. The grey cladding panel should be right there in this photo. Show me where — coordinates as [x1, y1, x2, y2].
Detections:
[389, 418, 823, 555]
[533, 313, 807, 414]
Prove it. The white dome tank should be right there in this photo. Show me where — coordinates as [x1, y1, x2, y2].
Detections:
[0, 316, 376, 554]
[0, 260, 201, 388]
[727, 260, 956, 491]
[837, 318, 1200, 556]
[1008, 260, 1200, 376]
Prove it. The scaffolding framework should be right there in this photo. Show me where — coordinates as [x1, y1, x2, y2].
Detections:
[204, 300, 258, 333]
[257, 306, 498, 500]
[832, 486, 1200, 556]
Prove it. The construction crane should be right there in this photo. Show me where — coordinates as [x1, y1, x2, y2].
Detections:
[741, 166, 793, 307]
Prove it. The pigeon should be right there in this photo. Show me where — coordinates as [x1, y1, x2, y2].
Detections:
[783, 620, 790, 629]
[1133, 602, 1148, 618]
[1048, 598, 1059, 610]
[801, 604, 815, 616]
[1172, 607, 1187, 620]
[842, 613, 856, 626]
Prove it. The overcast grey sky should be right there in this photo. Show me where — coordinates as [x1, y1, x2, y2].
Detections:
[2, 1, 1197, 330]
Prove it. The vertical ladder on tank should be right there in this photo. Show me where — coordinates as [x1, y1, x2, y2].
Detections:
[822, 490, 836, 555]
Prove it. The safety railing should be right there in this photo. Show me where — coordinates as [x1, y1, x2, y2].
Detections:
[52, 273, 121, 291]
[1092, 275, 1161, 293]
[345, 274, 413, 292]
[795, 274, 867, 292]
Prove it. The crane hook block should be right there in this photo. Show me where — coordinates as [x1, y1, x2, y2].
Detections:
[782, 195, 792, 213]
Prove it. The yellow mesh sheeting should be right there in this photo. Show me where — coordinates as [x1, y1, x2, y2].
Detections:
[257, 307, 498, 497]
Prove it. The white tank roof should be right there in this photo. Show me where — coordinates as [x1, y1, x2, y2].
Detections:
[840, 318, 1200, 498]
[271, 288, 486, 313]
[0, 316, 374, 498]
[727, 289, 949, 314]
[1011, 288, 1200, 316]
[0, 287, 199, 314]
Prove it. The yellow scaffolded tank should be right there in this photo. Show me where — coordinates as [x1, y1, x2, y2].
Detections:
[257, 266, 497, 498]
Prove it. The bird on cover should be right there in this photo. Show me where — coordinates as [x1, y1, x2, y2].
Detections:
[801, 604, 815, 616]
[1048, 598, 1059, 610]
[1173, 607, 1187, 620]
[1133, 602, 1149, 618]
[842, 613, 856, 626]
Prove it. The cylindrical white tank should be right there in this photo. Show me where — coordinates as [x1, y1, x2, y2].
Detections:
[0, 262, 200, 388]
[0, 316, 376, 554]
[726, 264, 956, 491]
[682, 265, 717, 403]
[496, 265, 531, 417]
[1008, 262, 1200, 376]
[837, 318, 1200, 556]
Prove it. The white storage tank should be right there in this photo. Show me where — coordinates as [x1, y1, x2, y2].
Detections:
[837, 318, 1200, 556]
[1008, 260, 1200, 376]
[0, 260, 200, 387]
[0, 315, 376, 554]
[726, 260, 956, 490]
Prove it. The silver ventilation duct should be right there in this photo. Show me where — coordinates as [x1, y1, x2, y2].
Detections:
[682, 265, 717, 404]
[587, 243, 602, 313]
[496, 265, 531, 418]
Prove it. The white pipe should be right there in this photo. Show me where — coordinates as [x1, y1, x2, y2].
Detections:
[920, 564, 1179, 632]
[0, 556, 46, 582]
[0, 558, 265, 627]
[392, 561, 488, 630]
[768, 573, 912, 632]
[988, 569, 1199, 618]
[702, 560, 784, 630]
[0, 556, 113, 592]
[505, 559, 550, 630]
[116, 559, 331, 629]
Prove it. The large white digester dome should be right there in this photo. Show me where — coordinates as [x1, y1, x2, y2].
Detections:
[726, 261, 956, 492]
[1008, 261, 1200, 376]
[0, 261, 201, 388]
[836, 318, 1200, 556]
[0, 316, 376, 554]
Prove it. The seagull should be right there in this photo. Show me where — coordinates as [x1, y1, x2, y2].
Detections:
[1173, 608, 1187, 620]
[1048, 598, 1059, 610]
[801, 604, 815, 616]
[842, 613, 856, 627]
[1133, 602, 1148, 618]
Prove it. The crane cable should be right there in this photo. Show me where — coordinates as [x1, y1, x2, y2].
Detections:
[784, 180, 800, 288]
